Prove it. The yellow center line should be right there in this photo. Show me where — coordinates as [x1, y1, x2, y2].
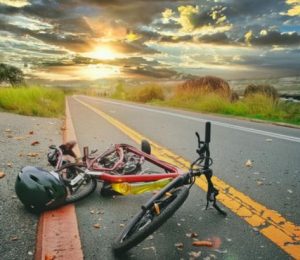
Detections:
[73, 96, 300, 259]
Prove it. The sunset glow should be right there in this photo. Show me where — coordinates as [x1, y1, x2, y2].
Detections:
[85, 46, 119, 60]
[0, 0, 299, 83]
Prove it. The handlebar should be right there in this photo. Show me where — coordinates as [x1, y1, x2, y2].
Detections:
[205, 122, 211, 143]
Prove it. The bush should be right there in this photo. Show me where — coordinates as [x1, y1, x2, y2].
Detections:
[244, 84, 278, 100]
[177, 76, 232, 99]
[127, 85, 165, 103]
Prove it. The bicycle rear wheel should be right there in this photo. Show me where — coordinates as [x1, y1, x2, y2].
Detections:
[57, 163, 97, 204]
[112, 186, 189, 254]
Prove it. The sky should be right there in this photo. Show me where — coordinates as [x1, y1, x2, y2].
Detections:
[0, 0, 300, 84]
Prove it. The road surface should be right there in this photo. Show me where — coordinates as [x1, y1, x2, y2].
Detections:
[67, 95, 300, 260]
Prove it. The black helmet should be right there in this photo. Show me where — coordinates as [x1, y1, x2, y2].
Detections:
[15, 166, 67, 212]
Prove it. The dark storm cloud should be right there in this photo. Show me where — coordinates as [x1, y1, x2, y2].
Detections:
[252, 31, 300, 46]
[222, 0, 286, 18]
[196, 33, 231, 45]
[110, 40, 159, 54]
[122, 65, 180, 79]
[0, 17, 93, 52]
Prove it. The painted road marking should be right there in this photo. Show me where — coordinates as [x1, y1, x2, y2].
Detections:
[81, 96, 300, 143]
[74, 96, 300, 259]
[35, 99, 83, 260]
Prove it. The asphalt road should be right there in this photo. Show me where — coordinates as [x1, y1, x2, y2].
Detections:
[68, 96, 300, 260]
[0, 112, 62, 260]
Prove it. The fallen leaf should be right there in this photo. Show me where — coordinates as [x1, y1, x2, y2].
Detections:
[257, 181, 263, 186]
[0, 172, 5, 178]
[31, 141, 40, 146]
[192, 240, 213, 247]
[10, 236, 19, 241]
[27, 152, 39, 157]
[45, 254, 55, 260]
[119, 224, 125, 227]
[28, 251, 33, 256]
[29, 131, 34, 135]
[14, 136, 28, 141]
[189, 251, 201, 259]
[93, 223, 100, 228]
[7, 162, 13, 168]
[186, 232, 198, 238]
[90, 210, 95, 214]
[245, 160, 253, 168]
[146, 235, 154, 240]
[175, 242, 184, 249]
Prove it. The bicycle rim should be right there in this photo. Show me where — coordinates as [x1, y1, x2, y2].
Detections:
[112, 186, 189, 254]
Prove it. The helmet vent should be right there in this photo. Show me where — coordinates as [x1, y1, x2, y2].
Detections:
[45, 187, 54, 198]
[30, 174, 39, 183]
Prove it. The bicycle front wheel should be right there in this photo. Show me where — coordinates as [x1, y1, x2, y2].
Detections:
[112, 186, 189, 254]
[57, 163, 97, 204]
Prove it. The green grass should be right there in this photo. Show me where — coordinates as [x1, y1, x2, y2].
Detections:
[108, 83, 300, 125]
[155, 93, 300, 125]
[0, 86, 65, 117]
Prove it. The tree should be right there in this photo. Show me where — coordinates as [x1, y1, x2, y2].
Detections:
[0, 63, 24, 86]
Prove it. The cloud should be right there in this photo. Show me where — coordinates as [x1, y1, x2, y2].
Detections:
[196, 32, 231, 45]
[244, 30, 253, 46]
[248, 30, 300, 46]
[285, 0, 300, 16]
[177, 5, 199, 32]
[0, 0, 30, 8]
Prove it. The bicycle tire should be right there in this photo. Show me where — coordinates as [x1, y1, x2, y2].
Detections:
[112, 186, 189, 254]
[57, 163, 97, 204]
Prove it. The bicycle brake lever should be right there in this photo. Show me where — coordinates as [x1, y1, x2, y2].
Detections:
[195, 132, 201, 148]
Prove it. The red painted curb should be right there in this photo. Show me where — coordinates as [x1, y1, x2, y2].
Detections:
[35, 99, 83, 260]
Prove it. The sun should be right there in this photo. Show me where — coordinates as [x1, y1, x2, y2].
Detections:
[86, 46, 118, 60]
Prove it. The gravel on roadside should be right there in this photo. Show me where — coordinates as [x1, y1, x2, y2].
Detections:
[0, 112, 63, 260]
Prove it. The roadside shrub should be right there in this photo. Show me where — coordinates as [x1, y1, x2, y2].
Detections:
[127, 85, 165, 103]
[244, 84, 278, 100]
[176, 76, 232, 99]
[242, 93, 278, 117]
[230, 91, 239, 102]
[111, 81, 126, 99]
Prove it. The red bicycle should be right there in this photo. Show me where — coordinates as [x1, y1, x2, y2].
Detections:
[46, 140, 182, 206]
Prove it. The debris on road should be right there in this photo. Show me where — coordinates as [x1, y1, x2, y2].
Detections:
[186, 232, 198, 238]
[189, 251, 201, 258]
[174, 242, 184, 250]
[93, 223, 101, 228]
[27, 152, 39, 157]
[0, 171, 6, 178]
[245, 160, 253, 168]
[10, 236, 19, 241]
[7, 162, 13, 168]
[192, 240, 213, 247]
[31, 141, 40, 146]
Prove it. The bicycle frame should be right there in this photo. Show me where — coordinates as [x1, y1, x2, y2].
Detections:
[82, 144, 181, 183]
[50, 142, 183, 195]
